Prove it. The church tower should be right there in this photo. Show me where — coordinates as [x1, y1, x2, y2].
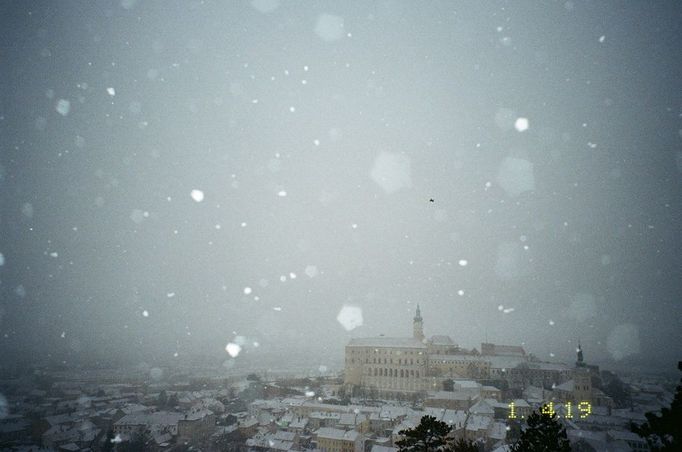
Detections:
[576, 342, 585, 367]
[413, 304, 425, 342]
[573, 342, 592, 403]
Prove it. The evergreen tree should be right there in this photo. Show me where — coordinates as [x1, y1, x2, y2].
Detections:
[396, 415, 452, 452]
[157, 389, 168, 407]
[102, 430, 115, 452]
[631, 362, 682, 451]
[118, 431, 149, 452]
[509, 410, 571, 452]
[167, 392, 179, 408]
[446, 438, 479, 452]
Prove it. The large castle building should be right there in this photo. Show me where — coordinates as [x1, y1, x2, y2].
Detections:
[342, 306, 577, 396]
[343, 306, 495, 395]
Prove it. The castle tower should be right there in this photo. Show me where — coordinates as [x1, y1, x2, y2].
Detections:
[413, 304, 425, 342]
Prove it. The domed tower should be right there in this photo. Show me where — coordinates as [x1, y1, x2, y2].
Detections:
[413, 304, 425, 342]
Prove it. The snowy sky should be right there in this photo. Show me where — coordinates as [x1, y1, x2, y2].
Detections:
[1, 1, 681, 372]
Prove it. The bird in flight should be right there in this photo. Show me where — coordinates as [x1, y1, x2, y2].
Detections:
[429, 198, 435, 203]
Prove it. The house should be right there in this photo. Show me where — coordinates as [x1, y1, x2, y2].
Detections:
[315, 427, 364, 452]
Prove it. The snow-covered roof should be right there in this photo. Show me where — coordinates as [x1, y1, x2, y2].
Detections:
[274, 431, 297, 441]
[429, 335, 455, 345]
[429, 354, 487, 363]
[469, 399, 495, 415]
[465, 415, 491, 432]
[115, 411, 184, 428]
[316, 427, 360, 441]
[347, 337, 427, 349]
[371, 446, 398, 452]
[553, 380, 574, 392]
[486, 355, 527, 370]
[422, 408, 467, 426]
[426, 391, 475, 401]
[488, 421, 507, 440]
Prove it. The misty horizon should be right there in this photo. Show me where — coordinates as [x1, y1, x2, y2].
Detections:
[1, 1, 681, 376]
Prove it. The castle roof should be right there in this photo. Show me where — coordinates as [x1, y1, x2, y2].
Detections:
[347, 337, 427, 349]
[429, 335, 455, 345]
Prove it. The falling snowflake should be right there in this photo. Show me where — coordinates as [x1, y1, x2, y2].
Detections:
[305, 265, 319, 278]
[370, 151, 412, 194]
[142, 310, 149, 317]
[336, 305, 363, 331]
[107, 87, 116, 96]
[514, 117, 529, 132]
[225, 342, 242, 357]
[243, 287, 252, 295]
[190, 189, 204, 202]
[55, 99, 71, 116]
[497, 157, 535, 197]
[458, 259, 468, 267]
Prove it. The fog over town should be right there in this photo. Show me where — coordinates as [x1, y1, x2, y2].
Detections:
[1, 2, 681, 451]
